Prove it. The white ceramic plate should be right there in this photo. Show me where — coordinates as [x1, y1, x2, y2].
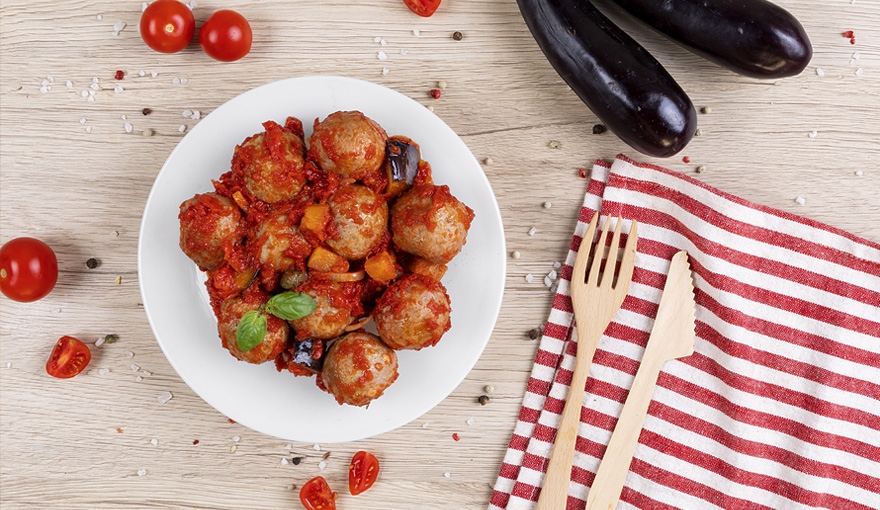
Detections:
[138, 76, 506, 443]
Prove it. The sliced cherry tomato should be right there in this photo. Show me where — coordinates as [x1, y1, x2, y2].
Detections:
[46, 336, 92, 379]
[0, 237, 58, 302]
[199, 10, 252, 62]
[348, 450, 380, 496]
[403, 0, 441, 17]
[299, 476, 337, 510]
[139, 0, 195, 54]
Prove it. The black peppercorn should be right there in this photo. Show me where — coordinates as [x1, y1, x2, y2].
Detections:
[291, 456, 303, 465]
[142, 108, 152, 116]
[478, 395, 490, 406]
[452, 31, 463, 41]
[592, 124, 607, 135]
[86, 257, 100, 269]
[528, 328, 541, 340]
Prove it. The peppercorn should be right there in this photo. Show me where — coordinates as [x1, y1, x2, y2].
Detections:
[114, 70, 125, 80]
[592, 124, 607, 134]
[103, 334, 119, 344]
[142, 108, 152, 116]
[86, 257, 100, 269]
[452, 31, 463, 41]
[528, 328, 541, 340]
[478, 395, 490, 406]
[291, 457, 303, 465]
[429, 89, 441, 99]
[700, 106, 712, 114]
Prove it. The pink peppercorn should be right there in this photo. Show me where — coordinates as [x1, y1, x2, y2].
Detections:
[429, 89, 441, 99]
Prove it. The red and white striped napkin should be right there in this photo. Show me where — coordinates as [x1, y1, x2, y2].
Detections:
[489, 155, 880, 510]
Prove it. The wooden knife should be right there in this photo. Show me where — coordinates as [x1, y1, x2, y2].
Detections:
[585, 250, 697, 510]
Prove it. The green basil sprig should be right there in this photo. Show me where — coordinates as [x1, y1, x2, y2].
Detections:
[265, 291, 317, 321]
[236, 310, 268, 352]
[235, 292, 317, 352]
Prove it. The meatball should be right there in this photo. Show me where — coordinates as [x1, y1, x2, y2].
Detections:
[250, 211, 311, 274]
[290, 278, 363, 340]
[231, 120, 307, 203]
[391, 184, 475, 264]
[321, 331, 399, 406]
[374, 274, 451, 350]
[217, 289, 289, 364]
[325, 184, 389, 261]
[307, 111, 387, 187]
[179, 192, 244, 271]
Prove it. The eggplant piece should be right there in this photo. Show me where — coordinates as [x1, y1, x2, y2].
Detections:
[608, 0, 812, 79]
[290, 339, 324, 374]
[385, 136, 420, 196]
[516, 0, 696, 157]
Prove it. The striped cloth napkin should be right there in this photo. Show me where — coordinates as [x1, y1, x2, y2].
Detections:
[489, 155, 880, 510]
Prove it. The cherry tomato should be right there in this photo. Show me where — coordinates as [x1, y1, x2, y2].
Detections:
[46, 336, 92, 379]
[348, 450, 380, 495]
[199, 10, 252, 62]
[139, 0, 195, 54]
[0, 237, 58, 302]
[299, 476, 337, 510]
[403, 0, 441, 17]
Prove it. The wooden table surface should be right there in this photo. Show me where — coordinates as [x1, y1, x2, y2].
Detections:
[2, 1, 878, 509]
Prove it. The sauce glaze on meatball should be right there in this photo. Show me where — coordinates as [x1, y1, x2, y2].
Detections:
[307, 111, 388, 190]
[391, 184, 475, 264]
[179, 192, 244, 271]
[231, 120, 307, 203]
[326, 184, 389, 261]
[217, 289, 289, 364]
[290, 278, 364, 340]
[374, 274, 451, 350]
[321, 331, 399, 407]
[249, 211, 311, 275]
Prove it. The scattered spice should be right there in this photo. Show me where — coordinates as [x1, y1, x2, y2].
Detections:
[86, 257, 100, 269]
[542, 201, 551, 209]
[103, 334, 119, 344]
[429, 89, 441, 99]
[700, 106, 712, 114]
[484, 384, 495, 394]
[452, 433, 460, 441]
[193, 439, 200, 445]
[452, 31, 463, 41]
[682, 156, 691, 163]
[528, 328, 541, 340]
[694, 128, 703, 137]
[115, 276, 122, 285]
[795, 196, 806, 205]
[227, 418, 236, 424]
[114, 70, 125, 80]
[696, 165, 707, 174]
[322, 451, 331, 460]
[483, 156, 494, 165]
[143, 128, 153, 137]
[142, 108, 152, 116]
[116, 427, 123, 433]
[842, 30, 856, 44]
[591, 124, 607, 134]
[478, 395, 490, 406]
[578, 168, 588, 178]
[437, 80, 447, 90]
[548, 140, 561, 149]
[291, 456, 303, 465]
[510, 250, 521, 259]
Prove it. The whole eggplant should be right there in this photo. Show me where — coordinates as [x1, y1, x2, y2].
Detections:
[516, 0, 696, 158]
[608, 0, 812, 78]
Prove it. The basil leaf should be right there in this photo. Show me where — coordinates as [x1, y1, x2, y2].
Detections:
[266, 291, 317, 321]
[236, 310, 267, 352]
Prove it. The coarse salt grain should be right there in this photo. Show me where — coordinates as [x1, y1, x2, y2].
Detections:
[795, 196, 806, 205]
[313, 443, 321, 451]
[130, 364, 140, 372]
[172, 77, 181, 85]
[143, 371, 152, 376]
[179, 125, 186, 133]
[373, 36, 381, 43]
[183, 109, 193, 118]
[97, 14, 103, 20]
[421, 422, 429, 428]
[137, 469, 147, 476]
[318, 461, 327, 470]
[400, 49, 408, 55]
[543, 275, 552, 287]
[380, 39, 387, 46]
[553, 261, 562, 269]
[382, 67, 389, 76]
[66, 80, 73, 88]
[156, 391, 173, 404]
[151, 71, 158, 78]
[444, 472, 451, 478]
[808, 130, 818, 138]
[191, 110, 201, 120]
[233, 436, 240, 442]
[115, 85, 123, 93]
[466, 418, 475, 426]
[150, 438, 158, 446]
[126, 352, 134, 358]
[81, 90, 89, 97]
[855, 170, 864, 176]
[139, 70, 146, 77]
[85, 126, 92, 133]
[5, 362, 11, 369]
[413, 29, 420, 36]
[91, 83, 100, 91]
[98, 368, 110, 375]
[816, 68, 825, 77]
[124, 123, 133, 133]
[281, 458, 289, 466]
[855, 68, 863, 76]
[112, 21, 126, 35]
[285, 443, 292, 449]
[135, 375, 143, 382]
[528, 227, 537, 236]
[80, 117, 87, 124]
[525, 273, 534, 283]
[548, 269, 558, 280]
[378, 51, 388, 61]
[853, 52, 861, 60]
[543, 201, 551, 208]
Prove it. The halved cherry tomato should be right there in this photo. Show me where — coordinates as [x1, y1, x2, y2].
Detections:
[139, 0, 195, 54]
[46, 336, 92, 379]
[0, 237, 58, 302]
[348, 450, 380, 496]
[299, 476, 337, 510]
[199, 9, 252, 62]
[403, 0, 441, 17]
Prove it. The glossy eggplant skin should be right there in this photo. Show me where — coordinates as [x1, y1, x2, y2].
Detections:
[517, 0, 696, 158]
[609, 0, 812, 79]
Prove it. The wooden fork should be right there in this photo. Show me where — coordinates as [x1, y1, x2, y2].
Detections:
[535, 213, 639, 510]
